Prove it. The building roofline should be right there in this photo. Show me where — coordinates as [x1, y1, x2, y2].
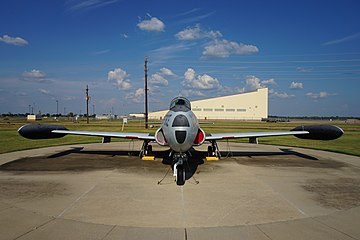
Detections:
[191, 87, 268, 103]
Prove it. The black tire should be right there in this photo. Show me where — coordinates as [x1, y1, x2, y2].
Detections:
[176, 165, 185, 186]
[146, 145, 152, 155]
[208, 146, 215, 156]
[208, 146, 212, 155]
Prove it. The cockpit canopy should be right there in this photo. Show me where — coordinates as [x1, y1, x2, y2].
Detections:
[170, 97, 191, 112]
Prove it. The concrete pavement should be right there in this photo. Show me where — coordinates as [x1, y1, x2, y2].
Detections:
[0, 142, 359, 239]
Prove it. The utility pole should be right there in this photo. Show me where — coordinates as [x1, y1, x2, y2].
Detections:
[144, 57, 148, 129]
[86, 85, 90, 124]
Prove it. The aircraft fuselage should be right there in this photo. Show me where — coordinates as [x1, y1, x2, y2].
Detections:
[154, 97, 205, 153]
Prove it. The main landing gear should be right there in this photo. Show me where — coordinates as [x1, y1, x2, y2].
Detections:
[206, 141, 221, 161]
[140, 140, 155, 161]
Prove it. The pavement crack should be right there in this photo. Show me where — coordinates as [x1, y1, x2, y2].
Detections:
[57, 184, 96, 218]
[101, 225, 117, 240]
[313, 217, 358, 240]
[255, 225, 273, 240]
[14, 218, 55, 240]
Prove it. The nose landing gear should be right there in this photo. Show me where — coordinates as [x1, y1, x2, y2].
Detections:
[173, 153, 186, 186]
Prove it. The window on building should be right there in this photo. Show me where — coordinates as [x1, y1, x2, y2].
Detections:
[215, 108, 224, 111]
[193, 108, 201, 111]
[226, 109, 235, 112]
[203, 108, 213, 111]
[237, 109, 246, 112]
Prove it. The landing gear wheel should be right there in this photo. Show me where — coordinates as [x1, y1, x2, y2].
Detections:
[176, 165, 185, 186]
[145, 145, 152, 156]
[208, 146, 215, 156]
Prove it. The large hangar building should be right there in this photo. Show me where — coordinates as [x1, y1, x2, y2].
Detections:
[149, 88, 268, 121]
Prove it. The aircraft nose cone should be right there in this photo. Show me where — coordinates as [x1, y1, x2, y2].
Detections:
[175, 131, 186, 144]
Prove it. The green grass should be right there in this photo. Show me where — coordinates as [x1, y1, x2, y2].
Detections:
[1, 118, 359, 156]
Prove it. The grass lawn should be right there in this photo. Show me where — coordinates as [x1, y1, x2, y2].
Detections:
[1, 118, 359, 156]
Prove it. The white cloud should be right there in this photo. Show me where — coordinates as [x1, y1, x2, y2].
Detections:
[108, 68, 131, 90]
[177, 11, 216, 24]
[271, 91, 295, 98]
[296, 67, 312, 72]
[149, 73, 168, 86]
[148, 67, 177, 87]
[66, 0, 118, 12]
[180, 89, 205, 97]
[182, 68, 221, 90]
[207, 30, 222, 39]
[0, 35, 28, 46]
[290, 81, 303, 89]
[22, 69, 52, 83]
[23, 69, 46, 78]
[261, 78, 276, 85]
[323, 32, 360, 46]
[149, 43, 194, 61]
[137, 17, 165, 32]
[160, 67, 175, 76]
[184, 68, 196, 81]
[245, 76, 262, 90]
[306, 91, 337, 99]
[202, 39, 259, 58]
[38, 88, 51, 95]
[92, 49, 110, 55]
[175, 24, 202, 40]
[217, 85, 245, 95]
[126, 88, 144, 103]
[175, 24, 222, 41]
[244, 76, 275, 91]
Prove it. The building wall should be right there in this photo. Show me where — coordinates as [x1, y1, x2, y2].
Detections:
[148, 88, 268, 121]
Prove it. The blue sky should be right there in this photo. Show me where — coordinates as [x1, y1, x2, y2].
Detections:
[1, 0, 359, 117]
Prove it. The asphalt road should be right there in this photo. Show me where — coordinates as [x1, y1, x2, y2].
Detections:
[0, 142, 359, 240]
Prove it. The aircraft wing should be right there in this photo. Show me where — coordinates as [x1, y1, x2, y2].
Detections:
[52, 130, 155, 140]
[17, 124, 155, 141]
[205, 131, 308, 141]
[205, 125, 344, 141]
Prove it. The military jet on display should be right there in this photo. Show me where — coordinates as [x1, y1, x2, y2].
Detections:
[18, 97, 344, 185]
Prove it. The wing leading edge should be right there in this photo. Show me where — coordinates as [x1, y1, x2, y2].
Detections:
[52, 130, 155, 141]
[205, 131, 309, 141]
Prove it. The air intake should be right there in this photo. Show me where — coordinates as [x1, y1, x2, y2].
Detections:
[175, 131, 186, 144]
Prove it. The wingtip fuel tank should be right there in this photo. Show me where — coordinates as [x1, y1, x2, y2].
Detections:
[291, 125, 344, 140]
[18, 124, 68, 139]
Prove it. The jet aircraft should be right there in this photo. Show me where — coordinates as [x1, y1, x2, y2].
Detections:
[18, 97, 344, 185]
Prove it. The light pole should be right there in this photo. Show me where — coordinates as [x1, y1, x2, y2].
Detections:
[144, 57, 148, 129]
[56, 100, 58, 116]
[86, 85, 90, 124]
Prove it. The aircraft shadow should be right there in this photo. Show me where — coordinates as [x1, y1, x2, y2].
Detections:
[46, 146, 317, 161]
[44, 146, 317, 180]
[1, 146, 321, 184]
[46, 147, 205, 181]
[220, 148, 318, 161]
